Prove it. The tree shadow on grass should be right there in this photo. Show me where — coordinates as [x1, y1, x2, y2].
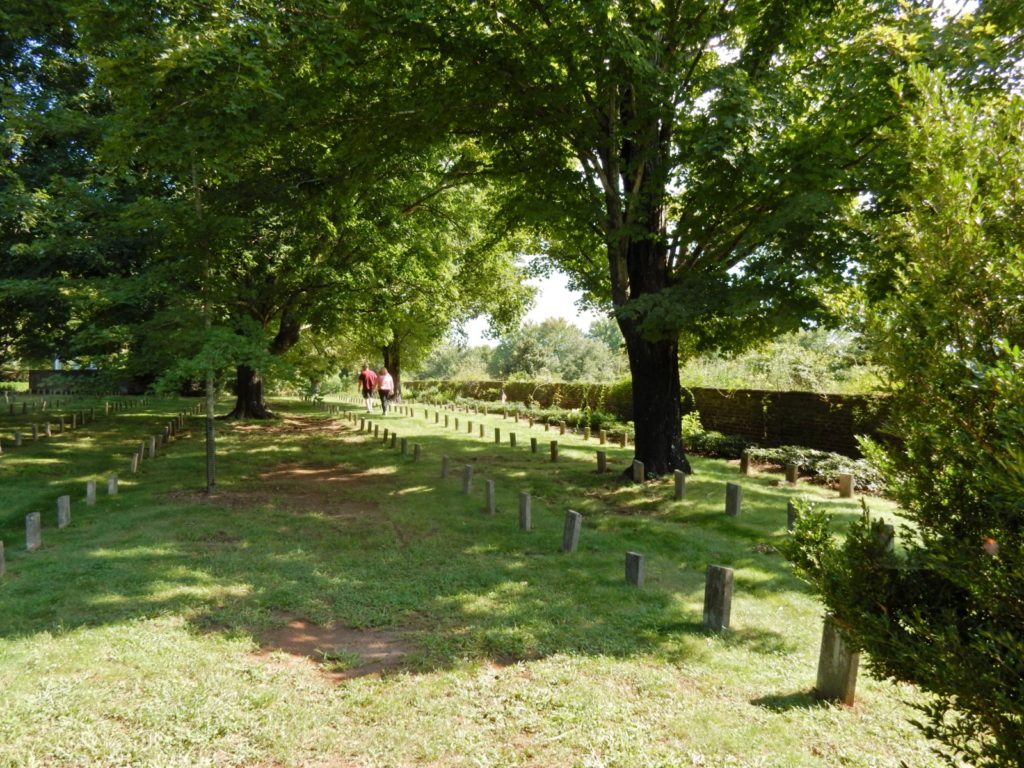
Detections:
[0, 406, 815, 682]
[750, 691, 829, 712]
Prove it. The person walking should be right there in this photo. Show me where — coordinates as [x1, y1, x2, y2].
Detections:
[378, 367, 395, 415]
[357, 364, 378, 413]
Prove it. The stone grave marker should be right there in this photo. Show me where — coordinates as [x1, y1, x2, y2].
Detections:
[148, 436, 157, 459]
[785, 463, 799, 484]
[26, 513, 42, 552]
[479, 424, 485, 438]
[494, 427, 500, 445]
[583, 427, 590, 441]
[509, 433, 516, 448]
[562, 510, 582, 553]
[550, 441, 559, 462]
[674, 470, 686, 500]
[625, 552, 646, 587]
[86, 480, 96, 506]
[31, 424, 38, 441]
[619, 433, 627, 448]
[400, 437, 408, 455]
[131, 452, 140, 474]
[596, 451, 607, 474]
[462, 465, 473, 494]
[839, 473, 854, 498]
[703, 564, 734, 631]
[390, 433, 397, 449]
[599, 430, 607, 445]
[518, 492, 531, 531]
[725, 483, 742, 516]
[815, 615, 859, 706]
[14, 430, 22, 447]
[530, 437, 538, 453]
[57, 495, 71, 529]
[45, 423, 52, 437]
[441, 456, 450, 478]
[108, 475, 118, 495]
[632, 460, 644, 483]
[485, 480, 496, 514]
[413, 444, 421, 462]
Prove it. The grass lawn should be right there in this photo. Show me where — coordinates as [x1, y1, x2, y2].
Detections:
[0, 395, 945, 767]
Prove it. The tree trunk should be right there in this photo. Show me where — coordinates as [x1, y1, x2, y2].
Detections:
[609, 184, 692, 479]
[226, 365, 273, 419]
[383, 341, 402, 402]
[619, 320, 691, 478]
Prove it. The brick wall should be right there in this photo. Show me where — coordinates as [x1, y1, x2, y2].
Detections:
[407, 379, 888, 457]
[682, 388, 889, 456]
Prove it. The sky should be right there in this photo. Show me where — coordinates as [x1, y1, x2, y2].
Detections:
[461, 270, 602, 346]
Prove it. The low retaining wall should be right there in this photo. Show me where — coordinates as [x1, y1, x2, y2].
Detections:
[407, 379, 888, 457]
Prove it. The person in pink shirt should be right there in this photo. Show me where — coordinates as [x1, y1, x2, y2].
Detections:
[377, 367, 395, 415]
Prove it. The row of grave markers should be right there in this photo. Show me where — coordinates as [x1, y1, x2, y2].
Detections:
[1, 402, 199, 581]
[330, 398, 865, 705]
[0, 399, 151, 455]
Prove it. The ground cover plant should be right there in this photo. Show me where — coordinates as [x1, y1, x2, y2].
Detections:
[0, 396, 946, 766]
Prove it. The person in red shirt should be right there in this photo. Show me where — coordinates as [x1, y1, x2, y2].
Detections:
[357, 364, 378, 413]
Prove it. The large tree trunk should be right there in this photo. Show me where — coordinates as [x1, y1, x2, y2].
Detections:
[619, 320, 691, 477]
[609, 184, 692, 478]
[226, 364, 273, 419]
[382, 341, 402, 402]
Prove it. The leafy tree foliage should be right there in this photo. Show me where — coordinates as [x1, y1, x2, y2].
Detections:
[488, 318, 625, 383]
[785, 71, 1024, 767]
[368, 0, 924, 475]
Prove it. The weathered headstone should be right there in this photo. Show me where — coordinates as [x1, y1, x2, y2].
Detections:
[413, 443, 421, 462]
[838, 473, 854, 498]
[434, 412, 439, 424]
[107, 475, 118, 495]
[562, 510, 582, 553]
[390, 433, 397, 449]
[596, 451, 607, 474]
[599, 430, 607, 445]
[518, 492, 531, 531]
[725, 483, 742, 516]
[530, 437, 538, 453]
[45, 422, 51, 437]
[467, 420, 473, 434]
[485, 480, 496, 514]
[14, 430, 22, 447]
[625, 552, 646, 587]
[785, 463, 799, 484]
[674, 470, 686, 500]
[26, 513, 42, 552]
[31, 424, 38, 441]
[703, 564, 734, 631]
[455, 417, 460, 430]
[148, 436, 157, 459]
[57, 495, 71, 529]
[86, 479, 97, 506]
[462, 464, 473, 494]
[559, 421, 566, 435]
[815, 615, 859, 706]
[131, 452, 140, 474]
[619, 432, 627, 448]
[400, 437, 408, 455]
[550, 441, 559, 462]
[441, 456, 450, 478]
[632, 460, 644, 483]
[509, 433, 516, 448]
[374, 424, 380, 439]
[383, 428, 389, 442]
[544, 422, 550, 432]
[739, 452, 750, 475]
[583, 427, 590, 441]
[360, 417, 366, 432]
[494, 427, 500, 444]
[444, 415, 449, 428]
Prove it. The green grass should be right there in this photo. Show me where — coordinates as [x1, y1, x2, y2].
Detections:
[0, 395, 943, 766]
